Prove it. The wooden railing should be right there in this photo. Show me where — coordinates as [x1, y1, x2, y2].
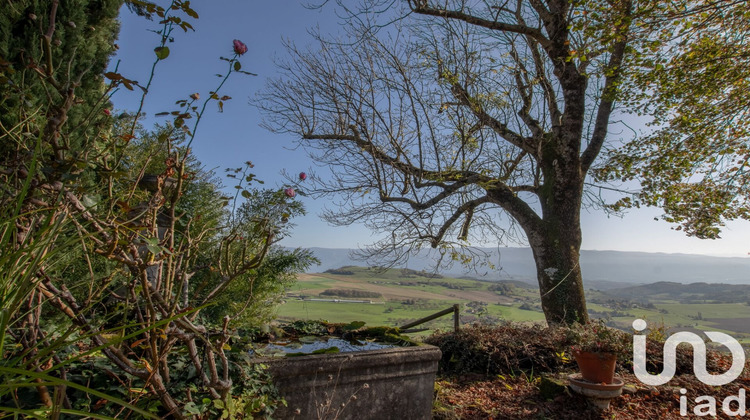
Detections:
[399, 304, 460, 333]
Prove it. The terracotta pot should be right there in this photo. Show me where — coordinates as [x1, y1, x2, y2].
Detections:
[572, 350, 617, 384]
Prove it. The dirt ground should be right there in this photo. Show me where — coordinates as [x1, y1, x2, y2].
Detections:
[435, 365, 750, 419]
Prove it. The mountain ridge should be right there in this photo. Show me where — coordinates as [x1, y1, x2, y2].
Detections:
[299, 247, 750, 285]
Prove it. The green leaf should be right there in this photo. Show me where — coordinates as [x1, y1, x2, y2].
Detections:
[154, 46, 170, 60]
[234, 61, 241, 71]
[0, 367, 159, 419]
[184, 402, 201, 415]
[144, 237, 161, 255]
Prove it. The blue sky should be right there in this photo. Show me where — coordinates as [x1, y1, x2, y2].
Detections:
[110, 1, 749, 257]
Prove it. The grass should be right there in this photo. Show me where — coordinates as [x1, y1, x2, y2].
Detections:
[277, 266, 750, 344]
[285, 275, 338, 293]
[276, 267, 547, 330]
[277, 299, 464, 329]
[488, 304, 546, 322]
[606, 303, 750, 344]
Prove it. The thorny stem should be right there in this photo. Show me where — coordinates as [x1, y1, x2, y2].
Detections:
[127, 0, 179, 138]
[3, 2, 270, 417]
[181, 52, 243, 160]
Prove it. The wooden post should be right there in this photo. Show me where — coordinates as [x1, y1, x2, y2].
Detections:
[399, 304, 461, 332]
[400, 306, 455, 330]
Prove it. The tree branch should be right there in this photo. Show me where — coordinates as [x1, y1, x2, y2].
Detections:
[303, 129, 494, 184]
[581, 0, 633, 173]
[427, 196, 491, 247]
[486, 183, 544, 234]
[408, 1, 551, 49]
[449, 83, 538, 155]
[509, 43, 545, 139]
[378, 173, 486, 210]
[198, 231, 274, 307]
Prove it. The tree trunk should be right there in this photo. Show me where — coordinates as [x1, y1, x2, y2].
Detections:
[529, 227, 588, 325]
[527, 159, 589, 325]
[488, 176, 589, 325]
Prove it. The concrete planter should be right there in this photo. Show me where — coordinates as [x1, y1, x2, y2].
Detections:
[257, 345, 441, 419]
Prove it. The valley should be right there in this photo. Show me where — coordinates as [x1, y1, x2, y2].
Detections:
[276, 266, 750, 343]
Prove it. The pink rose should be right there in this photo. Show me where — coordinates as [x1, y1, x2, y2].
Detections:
[284, 188, 295, 198]
[233, 39, 248, 56]
[299, 172, 307, 181]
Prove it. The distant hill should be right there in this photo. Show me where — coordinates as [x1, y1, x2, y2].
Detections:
[459, 276, 536, 290]
[601, 281, 750, 304]
[282, 264, 750, 343]
[302, 247, 750, 285]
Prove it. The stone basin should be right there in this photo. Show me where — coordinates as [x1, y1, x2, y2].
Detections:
[256, 344, 441, 419]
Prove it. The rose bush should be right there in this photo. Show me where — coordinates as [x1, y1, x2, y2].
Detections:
[0, 3, 311, 419]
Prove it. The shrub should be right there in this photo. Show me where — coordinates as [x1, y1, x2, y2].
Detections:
[324, 268, 355, 275]
[0, 3, 310, 418]
[320, 289, 382, 298]
[426, 321, 714, 378]
[425, 323, 577, 376]
[567, 318, 630, 354]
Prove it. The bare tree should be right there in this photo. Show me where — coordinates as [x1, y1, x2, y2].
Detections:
[261, 0, 636, 325]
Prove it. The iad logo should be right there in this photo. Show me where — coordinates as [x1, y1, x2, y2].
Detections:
[632, 319, 748, 417]
[632, 318, 745, 386]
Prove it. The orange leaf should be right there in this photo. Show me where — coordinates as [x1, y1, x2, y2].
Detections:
[130, 338, 147, 348]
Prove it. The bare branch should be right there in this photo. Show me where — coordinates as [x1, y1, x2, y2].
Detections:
[449, 83, 537, 155]
[428, 196, 491, 246]
[408, 1, 551, 49]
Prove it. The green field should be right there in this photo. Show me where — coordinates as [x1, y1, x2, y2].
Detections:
[275, 266, 750, 343]
[277, 267, 554, 330]
[605, 303, 750, 343]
